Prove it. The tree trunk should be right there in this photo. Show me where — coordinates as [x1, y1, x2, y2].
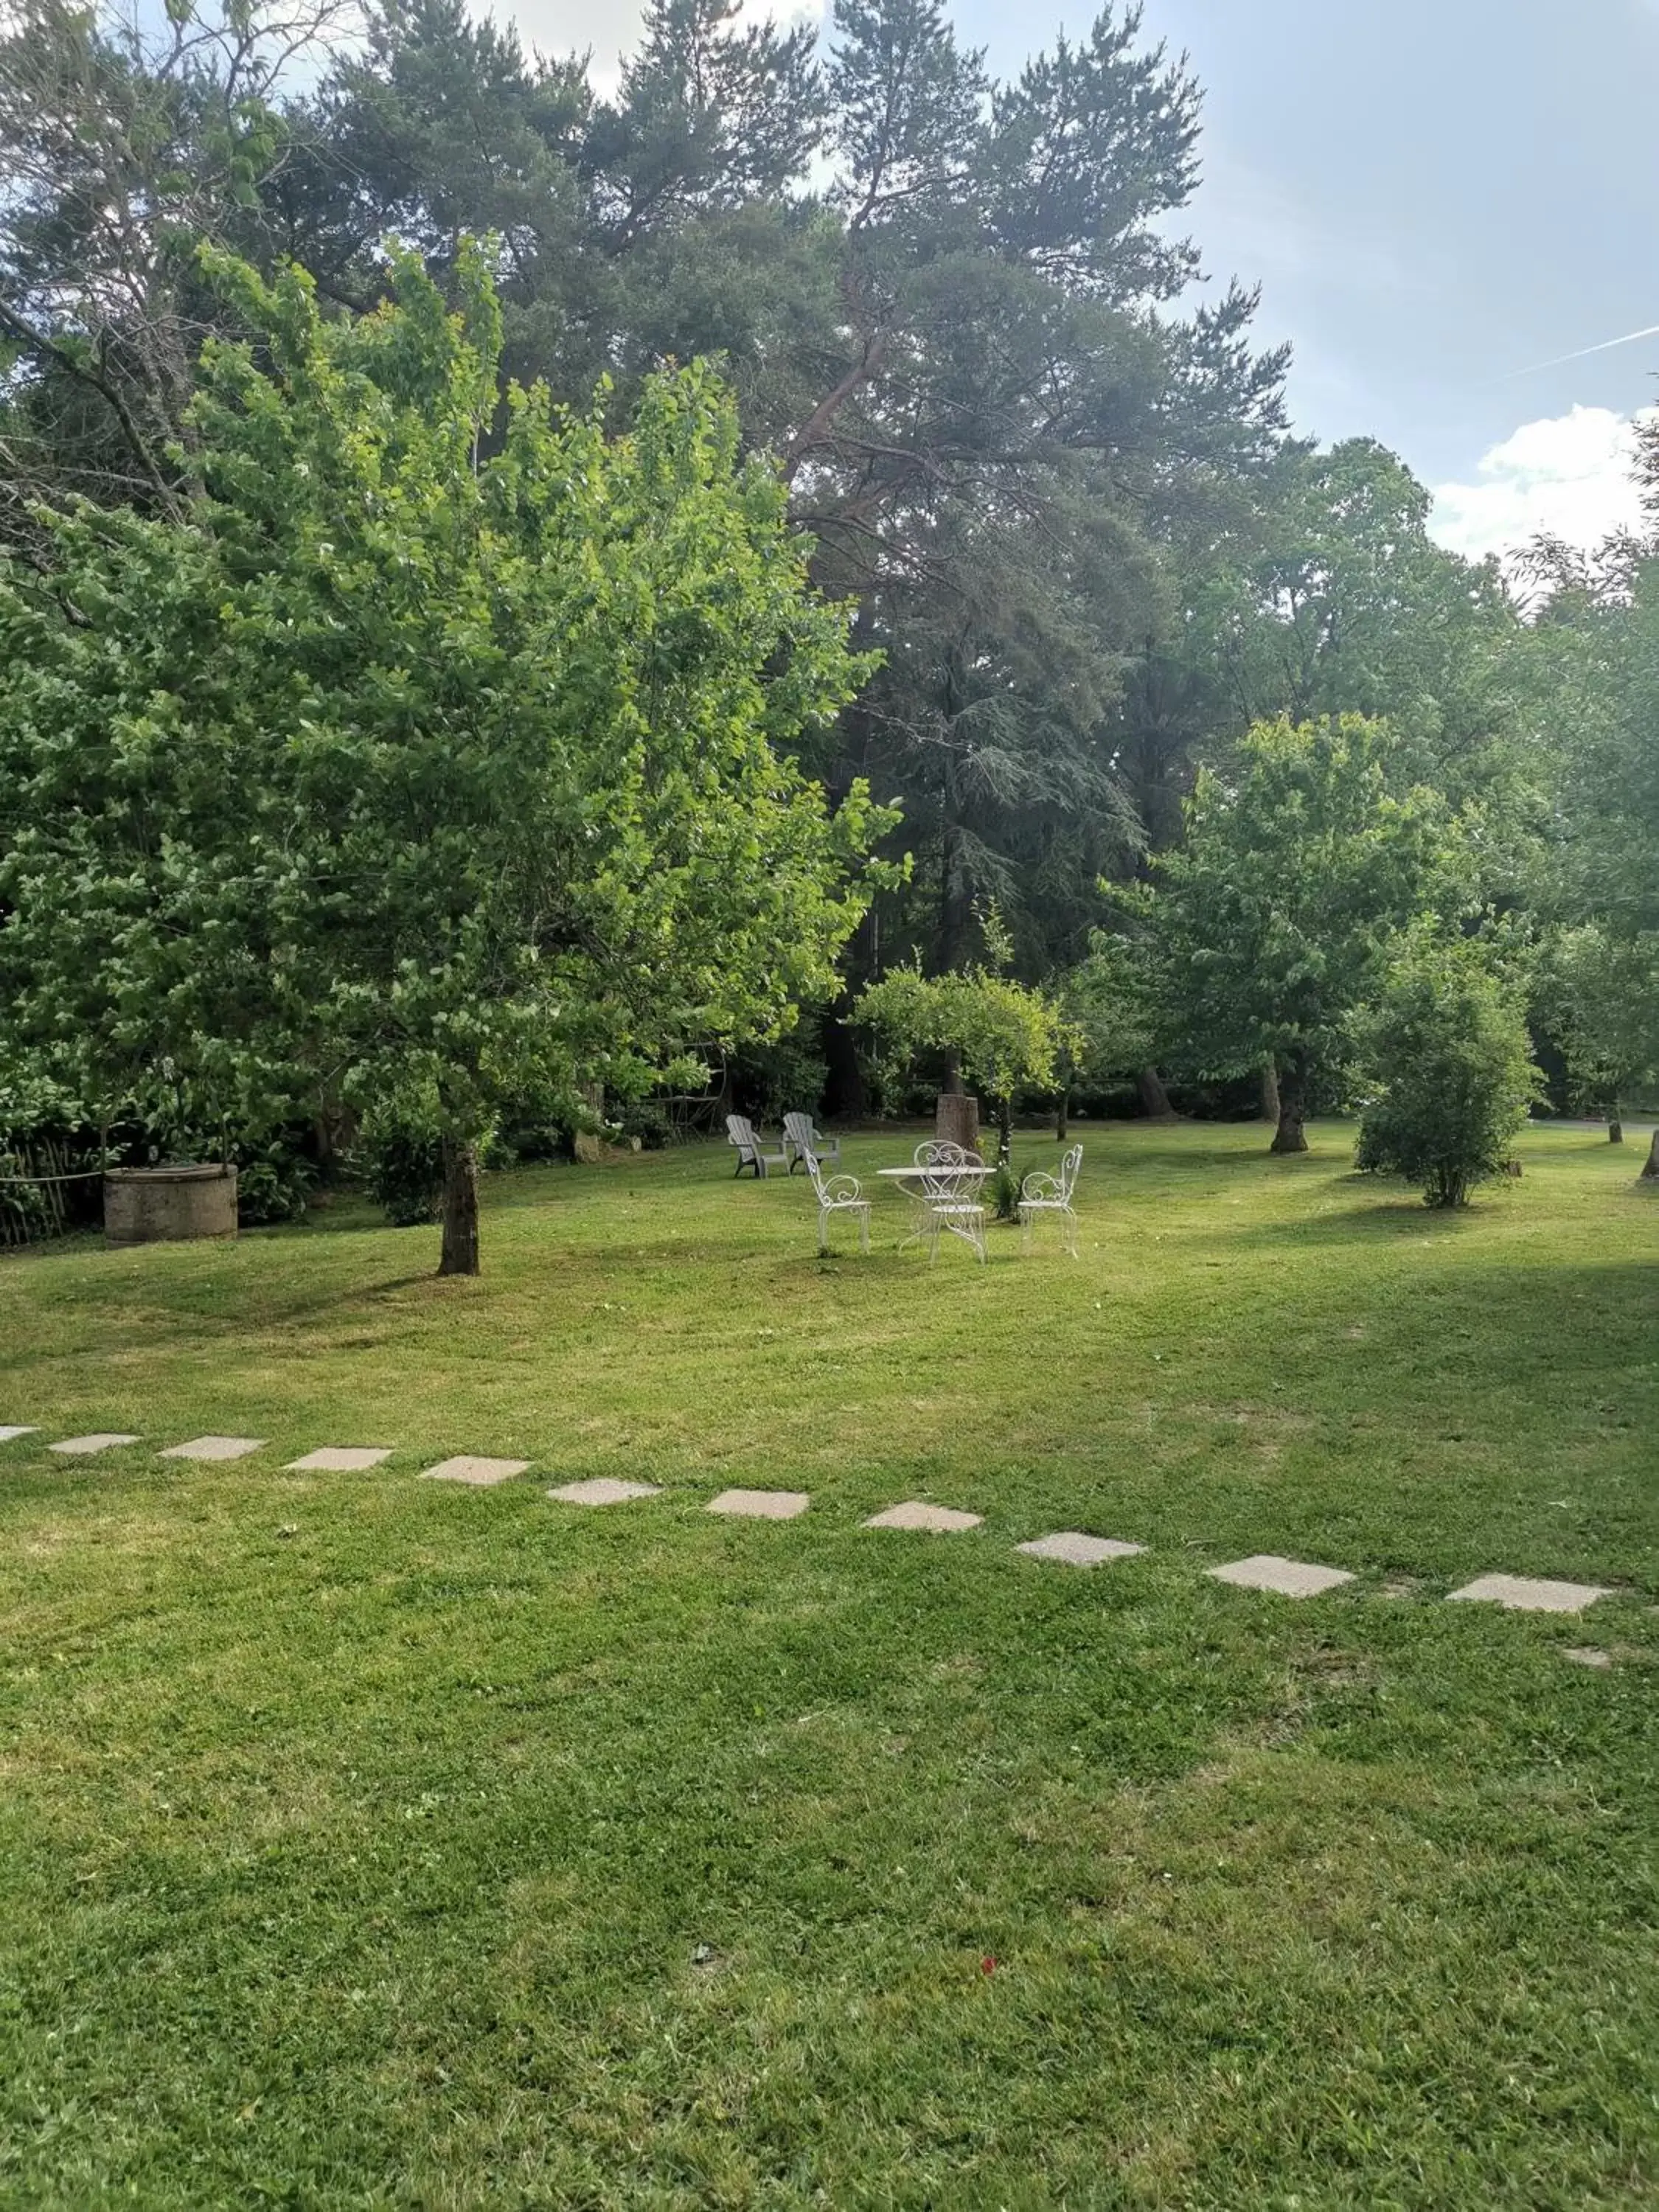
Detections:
[996, 1094, 1012, 1165]
[1055, 1091, 1069, 1141]
[1642, 1128, 1659, 1180]
[438, 1138, 481, 1276]
[935, 1092, 981, 1155]
[1607, 1116, 1623, 1144]
[1270, 1061, 1309, 1155]
[942, 1048, 964, 1096]
[1260, 1061, 1281, 1125]
[821, 1001, 867, 1121]
[1137, 1066, 1177, 1121]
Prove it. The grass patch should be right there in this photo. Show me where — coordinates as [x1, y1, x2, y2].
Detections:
[1, 1121, 1656, 2205]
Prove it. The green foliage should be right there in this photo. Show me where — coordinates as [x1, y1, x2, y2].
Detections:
[0, 243, 893, 1270]
[1536, 924, 1659, 1116]
[855, 966, 1078, 1110]
[354, 1115, 448, 1229]
[1129, 714, 1460, 1130]
[2, 0, 1292, 989]
[731, 1023, 830, 1124]
[231, 1135, 316, 1226]
[1355, 931, 1541, 1208]
[988, 1155, 1021, 1222]
[1060, 933, 1161, 1082]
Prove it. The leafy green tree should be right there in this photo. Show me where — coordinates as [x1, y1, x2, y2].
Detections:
[0, 243, 890, 1273]
[855, 965, 1078, 1159]
[1355, 931, 1540, 1208]
[1517, 520, 1659, 1172]
[1537, 926, 1659, 1144]
[4, 0, 1296, 1015]
[0, 0, 352, 546]
[1054, 934, 1159, 1133]
[1129, 714, 1455, 1153]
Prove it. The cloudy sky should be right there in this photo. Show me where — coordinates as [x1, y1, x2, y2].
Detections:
[491, 0, 1659, 564]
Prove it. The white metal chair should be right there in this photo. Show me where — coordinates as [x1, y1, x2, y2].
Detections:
[1019, 1143, 1082, 1255]
[783, 1111, 840, 1172]
[725, 1113, 787, 1179]
[911, 1138, 987, 1264]
[804, 1149, 869, 1253]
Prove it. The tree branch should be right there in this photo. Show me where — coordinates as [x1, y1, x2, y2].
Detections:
[0, 299, 184, 518]
[781, 333, 888, 484]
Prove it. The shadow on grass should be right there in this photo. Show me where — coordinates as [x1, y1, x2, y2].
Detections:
[1232, 1180, 1506, 1242]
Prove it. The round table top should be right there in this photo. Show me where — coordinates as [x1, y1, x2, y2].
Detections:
[876, 1162, 995, 1178]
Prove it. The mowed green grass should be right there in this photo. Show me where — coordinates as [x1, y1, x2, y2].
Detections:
[1, 1121, 1655, 2209]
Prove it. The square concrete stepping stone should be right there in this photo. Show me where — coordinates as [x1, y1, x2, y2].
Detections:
[707, 1488, 810, 1520]
[50, 1433, 140, 1456]
[0, 1427, 38, 1444]
[1017, 1531, 1144, 1568]
[1448, 1572, 1610, 1615]
[422, 1455, 529, 1486]
[286, 1447, 393, 1472]
[1208, 1554, 1355, 1599]
[547, 1477, 661, 1506]
[1562, 1646, 1613, 1669]
[864, 1500, 982, 1534]
[159, 1436, 266, 1463]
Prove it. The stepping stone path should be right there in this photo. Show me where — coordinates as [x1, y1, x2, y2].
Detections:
[1208, 1554, 1356, 1599]
[14, 1416, 1647, 1633]
[287, 1447, 393, 1472]
[1018, 1531, 1143, 1568]
[160, 1436, 266, 1463]
[1562, 1646, 1613, 1669]
[548, 1477, 661, 1506]
[1447, 1572, 1610, 1614]
[707, 1488, 810, 1520]
[422, 1455, 529, 1486]
[864, 1500, 982, 1534]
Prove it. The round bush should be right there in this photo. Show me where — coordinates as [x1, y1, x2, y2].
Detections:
[1356, 935, 1540, 1208]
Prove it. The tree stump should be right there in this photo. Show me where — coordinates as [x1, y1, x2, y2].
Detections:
[1642, 1128, 1659, 1180]
[935, 1093, 981, 1156]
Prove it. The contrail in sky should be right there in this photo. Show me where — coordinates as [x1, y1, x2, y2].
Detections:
[1509, 322, 1659, 377]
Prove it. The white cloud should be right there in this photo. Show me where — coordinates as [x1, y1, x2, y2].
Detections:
[482, 0, 824, 92]
[1428, 404, 1653, 564]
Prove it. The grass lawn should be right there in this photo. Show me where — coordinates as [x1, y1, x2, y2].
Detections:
[1, 1119, 1656, 2208]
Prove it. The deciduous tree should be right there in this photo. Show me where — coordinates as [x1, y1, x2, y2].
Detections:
[1127, 714, 1455, 1153]
[0, 244, 890, 1273]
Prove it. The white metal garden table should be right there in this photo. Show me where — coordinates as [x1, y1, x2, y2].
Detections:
[877, 1160, 995, 1261]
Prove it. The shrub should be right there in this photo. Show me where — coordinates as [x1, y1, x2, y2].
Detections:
[609, 1098, 674, 1150]
[1355, 933, 1540, 1208]
[233, 1137, 316, 1225]
[989, 1158, 1020, 1222]
[730, 1029, 829, 1125]
[355, 1118, 446, 1227]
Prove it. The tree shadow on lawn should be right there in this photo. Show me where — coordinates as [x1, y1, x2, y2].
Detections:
[1230, 1180, 1498, 1242]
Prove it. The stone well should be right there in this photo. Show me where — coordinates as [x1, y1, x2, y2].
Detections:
[104, 1164, 238, 1247]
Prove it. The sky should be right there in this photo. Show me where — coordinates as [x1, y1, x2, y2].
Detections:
[488, 0, 1659, 565]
